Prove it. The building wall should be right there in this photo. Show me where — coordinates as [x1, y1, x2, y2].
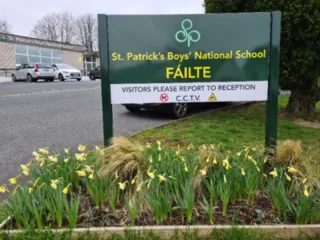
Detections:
[0, 42, 15, 69]
[62, 50, 83, 70]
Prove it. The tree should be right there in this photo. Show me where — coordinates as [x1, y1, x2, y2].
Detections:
[205, 0, 320, 115]
[0, 20, 11, 33]
[31, 12, 76, 43]
[75, 13, 97, 51]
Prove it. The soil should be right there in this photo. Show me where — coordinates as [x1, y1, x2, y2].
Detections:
[294, 119, 320, 129]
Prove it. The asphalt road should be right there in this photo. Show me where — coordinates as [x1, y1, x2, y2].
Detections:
[0, 78, 229, 184]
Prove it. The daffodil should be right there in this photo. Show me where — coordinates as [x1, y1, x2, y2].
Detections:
[180, 156, 185, 162]
[64, 148, 70, 154]
[89, 173, 94, 179]
[39, 148, 49, 155]
[263, 157, 268, 163]
[158, 174, 167, 182]
[303, 187, 309, 197]
[157, 141, 162, 151]
[187, 143, 194, 150]
[115, 171, 119, 179]
[84, 165, 93, 173]
[287, 166, 298, 174]
[118, 181, 128, 190]
[176, 145, 181, 155]
[223, 175, 227, 184]
[206, 156, 210, 163]
[20, 164, 29, 176]
[210, 144, 215, 150]
[200, 168, 207, 176]
[247, 155, 253, 161]
[77, 144, 87, 152]
[241, 168, 246, 176]
[236, 151, 242, 157]
[213, 157, 217, 164]
[0, 186, 8, 193]
[269, 168, 278, 178]
[131, 176, 137, 185]
[32, 151, 39, 157]
[35, 154, 44, 162]
[9, 175, 20, 185]
[200, 144, 207, 150]
[302, 178, 307, 184]
[76, 170, 86, 177]
[149, 156, 153, 163]
[75, 153, 86, 161]
[158, 154, 161, 162]
[147, 180, 151, 189]
[222, 157, 229, 168]
[285, 173, 291, 182]
[63, 183, 72, 194]
[64, 158, 69, 163]
[50, 179, 59, 189]
[28, 187, 33, 193]
[48, 155, 58, 163]
[147, 166, 155, 179]
[136, 183, 142, 192]
[184, 164, 189, 172]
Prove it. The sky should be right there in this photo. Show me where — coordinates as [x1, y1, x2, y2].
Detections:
[1, 0, 204, 36]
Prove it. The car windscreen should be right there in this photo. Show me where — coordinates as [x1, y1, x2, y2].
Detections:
[38, 64, 53, 69]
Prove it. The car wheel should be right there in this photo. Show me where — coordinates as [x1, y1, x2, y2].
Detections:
[12, 74, 17, 82]
[89, 74, 95, 81]
[125, 106, 141, 112]
[77, 78, 82, 81]
[27, 74, 34, 82]
[59, 73, 65, 81]
[171, 103, 188, 119]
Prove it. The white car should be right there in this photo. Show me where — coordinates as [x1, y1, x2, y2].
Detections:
[52, 63, 82, 81]
[12, 63, 55, 82]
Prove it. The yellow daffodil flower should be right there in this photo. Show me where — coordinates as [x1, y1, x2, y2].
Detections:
[180, 156, 185, 162]
[20, 164, 29, 176]
[225, 163, 232, 170]
[118, 181, 128, 190]
[206, 157, 210, 163]
[136, 183, 142, 192]
[285, 173, 291, 182]
[9, 175, 20, 185]
[157, 141, 162, 151]
[145, 142, 152, 149]
[223, 175, 227, 184]
[147, 166, 155, 179]
[264, 157, 268, 163]
[147, 181, 151, 189]
[75, 153, 86, 161]
[184, 164, 189, 172]
[89, 173, 94, 179]
[115, 171, 119, 179]
[77, 144, 87, 152]
[302, 178, 307, 184]
[39, 159, 45, 167]
[222, 157, 229, 167]
[39, 148, 49, 155]
[158, 174, 167, 182]
[64, 158, 69, 163]
[303, 187, 309, 197]
[48, 155, 58, 163]
[200, 144, 207, 150]
[84, 165, 93, 173]
[213, 158, 217, 164]
[187, 143, 194, 150]
[50, 179, 59, 189]
[156, 140, 161, 146]
[0, 185, 9, 193]
[236, 151, 242, 157]
[28, 187, 33, 193]
[287, 166, 298, 174]
[269, 168, 278, 178]
[241, 168, 246, 176]
[35, 154, 44, 162]
[149, 156, 153, 163]
[64, 148, 70, 154]
[247, 155, 253, 161]
[62, 183, 72, 194]
[32, 151, 39, 157]
[76, 170, 86, 177]
[158, 154, 161, 162]
[131, 176, 137, 185]
[200, 168, 207, 176]
[209, 144, 215, 150]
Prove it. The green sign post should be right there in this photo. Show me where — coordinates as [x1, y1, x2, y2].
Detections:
[98, 12, 281, 148]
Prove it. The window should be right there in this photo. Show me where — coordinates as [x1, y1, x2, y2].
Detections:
[14, 44, 63, 66]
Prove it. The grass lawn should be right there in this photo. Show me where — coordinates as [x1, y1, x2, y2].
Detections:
[132, 95, 320, 150]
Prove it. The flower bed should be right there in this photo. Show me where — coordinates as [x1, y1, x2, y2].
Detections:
[1, 137, 319, 230]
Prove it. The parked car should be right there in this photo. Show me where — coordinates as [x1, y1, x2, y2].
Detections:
[12, 63, 55, 82]
[52, 63, 82, 81]
[123, 103, 190, 119]
[88, 66, 101, 80]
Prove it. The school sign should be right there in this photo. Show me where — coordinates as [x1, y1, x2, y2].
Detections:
[98, 12, 281, 147]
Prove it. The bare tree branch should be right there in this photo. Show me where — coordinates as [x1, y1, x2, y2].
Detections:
[75, 13, 97, 51]
[0, 20, 11, 33]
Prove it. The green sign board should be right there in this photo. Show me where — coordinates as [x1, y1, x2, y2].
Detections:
[98, 12, 281, 148]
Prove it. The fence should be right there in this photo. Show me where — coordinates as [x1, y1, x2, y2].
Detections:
[0, 68, 15, 77]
